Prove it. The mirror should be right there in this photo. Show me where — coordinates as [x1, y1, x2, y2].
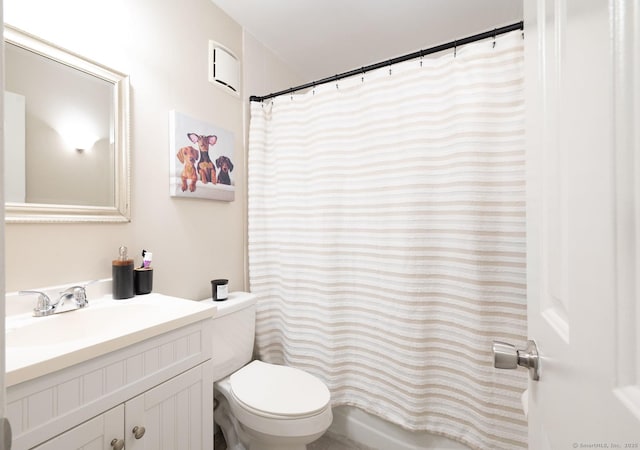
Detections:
[3, 25, 130, 223]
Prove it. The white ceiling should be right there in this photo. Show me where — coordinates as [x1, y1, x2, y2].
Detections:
[211, 0, 523, 83]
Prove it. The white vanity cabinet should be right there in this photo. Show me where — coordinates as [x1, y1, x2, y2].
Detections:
[32, 405, 123, 450]
[6, 318, 214, 450]
[124, 362, 210, 450]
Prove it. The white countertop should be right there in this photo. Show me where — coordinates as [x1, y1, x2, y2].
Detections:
[5, 287, 217, 387]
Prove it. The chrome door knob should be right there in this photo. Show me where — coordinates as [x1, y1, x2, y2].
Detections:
[492, 339, 540, 381]
[110, 438, 124, 450]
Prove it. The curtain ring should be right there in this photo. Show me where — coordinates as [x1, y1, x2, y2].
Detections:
[361, 67, 365, 83]
[312, 83, 316, 96]
[454, 40, 457, 58]
[493, 29, 496, 48]
[388, 60, 392, 76]
[420, 50, 424, 67]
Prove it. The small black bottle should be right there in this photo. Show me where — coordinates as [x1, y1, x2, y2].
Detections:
[112, 246, 134, 299]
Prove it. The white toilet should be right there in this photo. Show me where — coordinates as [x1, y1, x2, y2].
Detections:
[204, 292, 332, 450]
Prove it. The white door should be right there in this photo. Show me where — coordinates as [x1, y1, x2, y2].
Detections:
[0, 5, 9, 450]
[523, 0, 640, 448]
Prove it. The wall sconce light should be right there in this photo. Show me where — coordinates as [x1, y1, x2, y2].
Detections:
[67, 129, 99, 153]
[57, 119, 99, 153]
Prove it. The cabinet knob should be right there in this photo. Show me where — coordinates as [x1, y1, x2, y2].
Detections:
[132, 425, 146, 439]
[110, 438, 125, 450]
[2, 418, 12, 450]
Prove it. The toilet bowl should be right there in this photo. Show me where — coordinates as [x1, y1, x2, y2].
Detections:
[215, 360, 332, 450]
[204, 292, 333, 450]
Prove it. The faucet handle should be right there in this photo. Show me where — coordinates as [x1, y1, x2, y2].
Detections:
[73, 286, 88, 308]
[19, 290, 56, 317]
[61, 285, 89, 308]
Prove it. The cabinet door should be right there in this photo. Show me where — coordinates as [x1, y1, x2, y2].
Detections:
[125, 362, 213, 450]
[33, 405, 124, 450]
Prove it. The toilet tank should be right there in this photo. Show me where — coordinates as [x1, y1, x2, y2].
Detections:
[203, 291, 257, 381]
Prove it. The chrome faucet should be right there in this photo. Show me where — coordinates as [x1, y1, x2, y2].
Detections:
[19, 285, 89, 317]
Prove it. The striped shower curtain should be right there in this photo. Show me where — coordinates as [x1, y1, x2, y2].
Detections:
[248, 31, 527, 450]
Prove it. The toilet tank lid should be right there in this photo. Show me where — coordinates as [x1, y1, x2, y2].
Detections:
[200, 291, 257, 318]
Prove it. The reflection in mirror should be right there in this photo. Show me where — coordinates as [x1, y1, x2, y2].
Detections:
[3, 25, 130, 223]
[5, 43, 114, 206]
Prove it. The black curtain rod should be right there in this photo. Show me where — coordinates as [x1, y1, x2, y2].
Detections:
[249, 21, 523, 103]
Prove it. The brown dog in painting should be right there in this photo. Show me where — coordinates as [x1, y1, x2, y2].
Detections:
[188, 133, 217, 185]
[176, 145, 199, 192]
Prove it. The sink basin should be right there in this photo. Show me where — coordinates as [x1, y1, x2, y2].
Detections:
[6, 303, 156, 348]
[5, 291, 217, 387]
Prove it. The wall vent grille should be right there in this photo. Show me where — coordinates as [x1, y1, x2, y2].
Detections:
[209, 41, 240, 96]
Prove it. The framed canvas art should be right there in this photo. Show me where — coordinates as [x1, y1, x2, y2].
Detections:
[169, 110, 235, 201]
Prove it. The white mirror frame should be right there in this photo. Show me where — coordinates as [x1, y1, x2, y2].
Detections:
[4, 25, 130, 223]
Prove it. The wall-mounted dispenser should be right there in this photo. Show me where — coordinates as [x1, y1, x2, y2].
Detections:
[208, 40, 240, 96]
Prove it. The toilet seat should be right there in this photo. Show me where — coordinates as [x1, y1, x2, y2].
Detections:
[229, 360, 330, 419]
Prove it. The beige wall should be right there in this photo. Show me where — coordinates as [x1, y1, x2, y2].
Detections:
[3, 0, 304, 300]
[242, 31, 305, 103]
[4, 0, 244, 299]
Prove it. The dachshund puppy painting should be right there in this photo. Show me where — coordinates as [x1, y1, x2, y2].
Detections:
[176, 145, 200, 192]
[215, 156, 234, 185]
[188, 133, 217, 185]
[170, 110, 235, 201]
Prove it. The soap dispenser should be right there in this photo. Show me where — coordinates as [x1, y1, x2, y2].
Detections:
[112, 245, 134, 299]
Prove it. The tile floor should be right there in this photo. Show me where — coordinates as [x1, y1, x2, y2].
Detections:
[214, 431, 373, 450]
[308, 432, 375, 450]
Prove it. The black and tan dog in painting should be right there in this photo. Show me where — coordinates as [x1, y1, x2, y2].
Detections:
[215, 156, 234, 185]
[188, 133, 218, 185]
